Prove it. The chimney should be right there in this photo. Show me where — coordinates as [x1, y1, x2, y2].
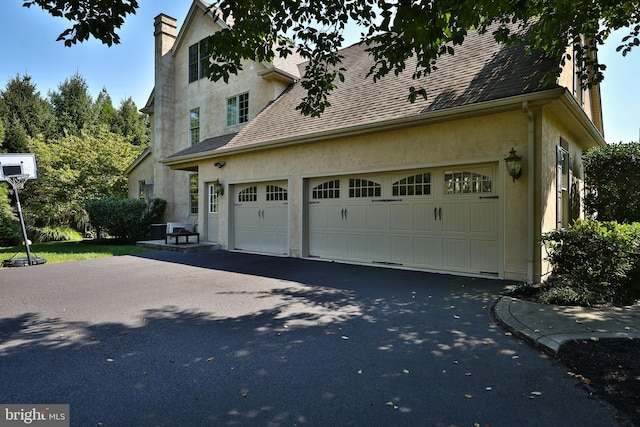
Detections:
[154, 14, 177, 58]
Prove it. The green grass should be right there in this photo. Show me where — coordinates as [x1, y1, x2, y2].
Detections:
[0, 240, 150, 266]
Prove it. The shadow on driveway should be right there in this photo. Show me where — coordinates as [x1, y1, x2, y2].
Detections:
[0, 251, 621, 426]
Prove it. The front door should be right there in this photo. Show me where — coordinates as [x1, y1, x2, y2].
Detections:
[207, 183, 219, 242]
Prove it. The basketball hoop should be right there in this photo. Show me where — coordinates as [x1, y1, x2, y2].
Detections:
[5, 174, 30, 191]
[0, 163, 46, 267]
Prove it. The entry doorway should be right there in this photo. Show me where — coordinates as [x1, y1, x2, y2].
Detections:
[207, 182, 219, 242]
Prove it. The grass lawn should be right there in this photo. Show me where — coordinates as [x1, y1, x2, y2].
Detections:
[0, 240, 150, 266]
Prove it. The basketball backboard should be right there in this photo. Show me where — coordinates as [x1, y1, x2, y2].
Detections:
[0, 153, 38, 181]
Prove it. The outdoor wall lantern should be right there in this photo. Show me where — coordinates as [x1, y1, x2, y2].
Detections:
[213, 179, 224, 196]
[504, 147, 523, 182]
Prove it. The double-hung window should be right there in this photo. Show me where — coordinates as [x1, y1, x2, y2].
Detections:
[227, 93, 249, 127]
[190, 108, 200, 145]
[188, 38, 210, 83]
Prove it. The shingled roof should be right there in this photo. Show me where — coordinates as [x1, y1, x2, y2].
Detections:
[166, 25, 559, 162]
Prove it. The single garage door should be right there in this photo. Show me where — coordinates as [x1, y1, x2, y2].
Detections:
[308, 166, 499, 275]
[233, 181, 289, 255]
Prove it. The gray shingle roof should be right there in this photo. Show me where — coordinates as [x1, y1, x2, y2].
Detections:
[168, 25, 559, 160]
[167, 133, 237, 159]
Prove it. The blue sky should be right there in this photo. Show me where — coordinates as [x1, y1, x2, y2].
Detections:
[1, 0, 638, 143]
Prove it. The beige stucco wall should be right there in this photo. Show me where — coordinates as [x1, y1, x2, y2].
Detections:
[127, 154, 154, 199]
[538, 105, 593, 279]
[197, 109, 533, 280]
[142, 8, 295, 226]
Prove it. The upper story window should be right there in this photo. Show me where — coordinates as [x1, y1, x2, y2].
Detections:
[190, 108, 200, 145]
[188, 38, 210, 83]
[227, 93, 249, 127]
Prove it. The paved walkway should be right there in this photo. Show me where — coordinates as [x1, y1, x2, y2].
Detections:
[494, 296, 640, 353]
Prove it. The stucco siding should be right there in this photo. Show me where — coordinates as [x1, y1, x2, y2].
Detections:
[197, 110, 531, 279]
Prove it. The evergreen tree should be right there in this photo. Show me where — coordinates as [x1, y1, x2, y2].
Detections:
[49, 73, 94, 137]
[118, 97, 149, 147]
[0, 74, 55, 152]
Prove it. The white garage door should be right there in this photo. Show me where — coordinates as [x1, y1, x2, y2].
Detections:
[233, 181, 288, 255]
[308, 166, 499, 275]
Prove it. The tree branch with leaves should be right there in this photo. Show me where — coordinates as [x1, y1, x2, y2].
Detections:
[24, 0, 640, 116]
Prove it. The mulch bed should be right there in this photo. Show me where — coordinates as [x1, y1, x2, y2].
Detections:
[557, 338, 640, 426]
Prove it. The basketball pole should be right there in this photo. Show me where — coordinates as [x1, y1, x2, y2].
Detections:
[11, 183, 33, 266]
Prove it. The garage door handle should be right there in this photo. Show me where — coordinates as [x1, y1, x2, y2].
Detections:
[439, 207, 442, 221]
[434, 207, 437, 220]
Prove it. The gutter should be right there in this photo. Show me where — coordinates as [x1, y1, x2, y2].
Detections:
[522, 101, 535, 284]
[162, 88, 567, 167]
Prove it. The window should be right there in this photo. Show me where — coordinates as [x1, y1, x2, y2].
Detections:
[190, 108, 200, 145]
[238, 186, 257, 202]
[227, 93, 249, 126]
[443, 171, 492, 195]
[266, 185, 288, 201]
[392, 173, 431, 196]
[138, 180, 146, 201]
[208, 185, 218, 214]
[349, 178, 381, 198]
[189, 174, 199, 214]
[312, 180, 340, 199]
[188, 38, 211, 83]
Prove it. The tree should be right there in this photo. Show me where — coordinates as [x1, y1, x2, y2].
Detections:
[0, 74, 56, 152]
[92, 87, 120, 133]
[25, 127, 144, 229]
[117, 97, 150, 147]
[49, 73, 94, 137]
[25, 0, 640, 116]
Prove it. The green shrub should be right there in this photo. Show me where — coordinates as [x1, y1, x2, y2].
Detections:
[85, 197, 166, 242]
[541, 219, 640, 305]
[584, 142, 640, 223]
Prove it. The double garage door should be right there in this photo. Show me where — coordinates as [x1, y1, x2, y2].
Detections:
[232, 166, 500, 275]
[308, 166, 500, 275]
[233, 181, 289, 254]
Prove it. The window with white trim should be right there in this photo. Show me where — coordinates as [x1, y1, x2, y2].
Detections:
[392, 173, 431, 196]
[266, 185, 288, 201]
[443, 171, 492, 194]
[208, 184, 218, 214]
[349, 178, 381, 198]
[238, 186, 257, 202]
[189, 174, 199, 214]
[190, 108, 200, 145]
[312, 180, 340, 199]
[227, 93, 249, 126]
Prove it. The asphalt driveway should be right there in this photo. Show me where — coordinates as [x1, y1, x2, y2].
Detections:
[0, 251, 620, 426]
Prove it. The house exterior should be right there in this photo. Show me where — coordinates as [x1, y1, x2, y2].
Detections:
[126, 0, 605, 283]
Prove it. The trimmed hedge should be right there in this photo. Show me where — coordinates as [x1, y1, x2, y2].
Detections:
[85, 197, 166, 242]
[541, 219, 640, 305]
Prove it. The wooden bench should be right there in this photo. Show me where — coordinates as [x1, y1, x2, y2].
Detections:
[165, 227, 199, 244]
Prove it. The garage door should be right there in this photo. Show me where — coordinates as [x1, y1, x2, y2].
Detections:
[233, 181, 288, 254]
[308, 166, 499, 275]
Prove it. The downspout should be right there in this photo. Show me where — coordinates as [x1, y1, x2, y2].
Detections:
[522, 101, 535, 284]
